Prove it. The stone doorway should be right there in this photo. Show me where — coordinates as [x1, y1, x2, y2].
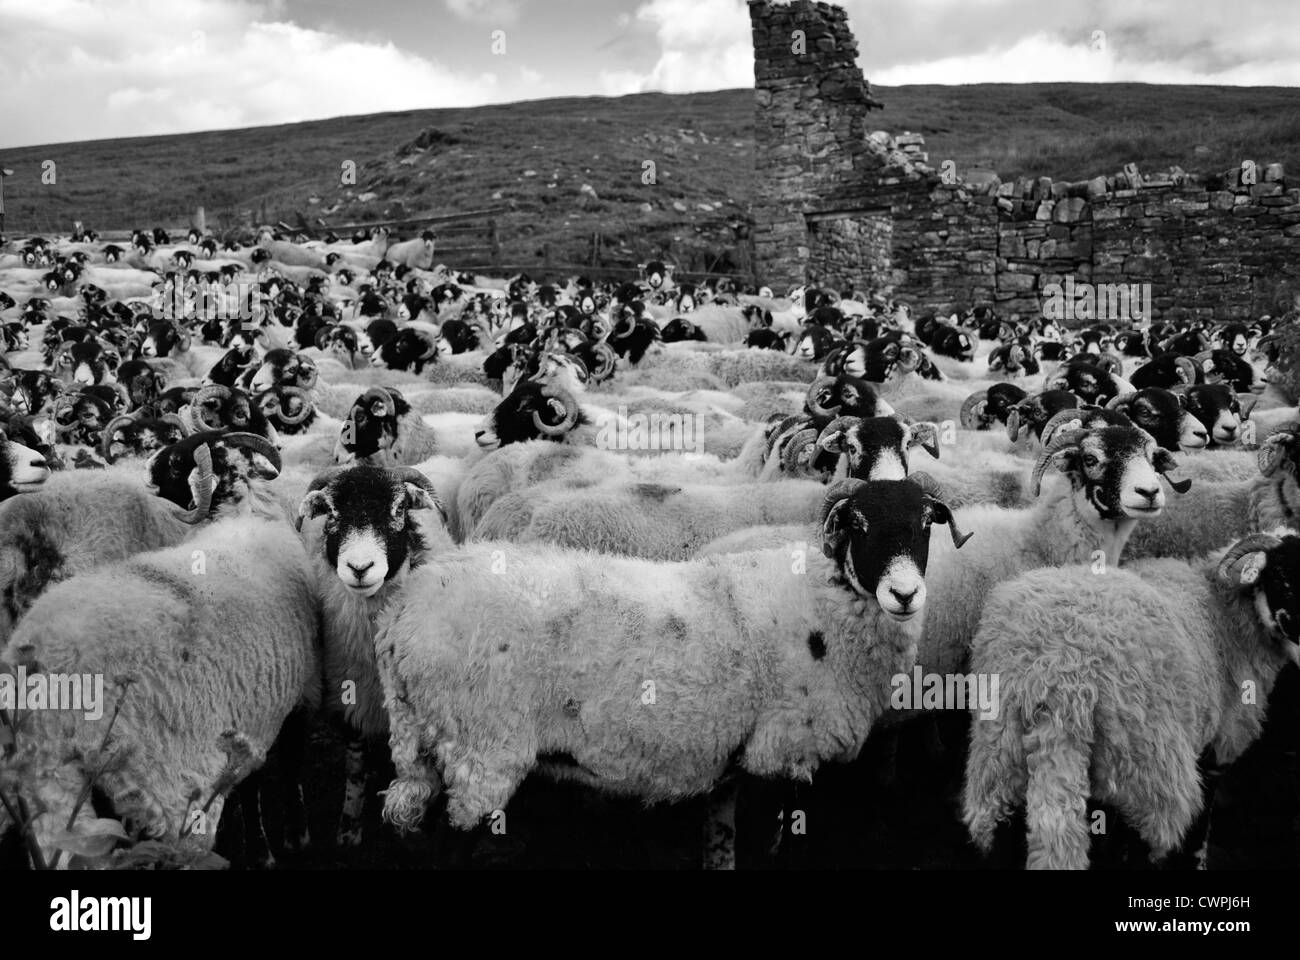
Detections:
[805, 209, 893, 295]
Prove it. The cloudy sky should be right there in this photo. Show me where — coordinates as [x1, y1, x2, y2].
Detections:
[1, 0, 1297, 148]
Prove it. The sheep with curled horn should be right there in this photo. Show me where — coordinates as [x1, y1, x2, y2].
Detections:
[178, 382, 280, 445]
[959, 383, 1028, 431]
[1105, 388, 1210, 452]
[100, 409, 188, 464]
[335, 386, 441, 466]
[1123, 419, 1300, 560]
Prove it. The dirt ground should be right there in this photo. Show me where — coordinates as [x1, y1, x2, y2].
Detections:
[217, 664, 1300, 871]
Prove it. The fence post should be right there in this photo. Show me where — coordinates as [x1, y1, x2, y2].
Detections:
[195, 206, 206, 234]
[488, 218, 500, 268]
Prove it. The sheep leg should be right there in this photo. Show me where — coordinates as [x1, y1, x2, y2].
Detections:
[336, 731, 367, 847]
[1117, 749, 1202, 867]
[1023, 721, 1090, 869]
[962, 710, 1026, 856]
[702, 779, 739, 870]
[278, 708, 311, 852]
[235, 772, 275, 869]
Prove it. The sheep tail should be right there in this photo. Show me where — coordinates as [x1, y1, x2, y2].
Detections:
[381, 776, 437, 834]
[1023, 703, 1092, 870]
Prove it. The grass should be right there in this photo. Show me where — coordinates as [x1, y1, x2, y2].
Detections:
[2, 83, 1297, 272]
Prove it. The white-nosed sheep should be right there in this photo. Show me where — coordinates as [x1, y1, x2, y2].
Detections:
[1123, 420, 1300, 559]
[296, 465, 451, 846]
[363, 474, 969, 868]
[963, 532, 1300, 869]
[910, 421, 1191, 680]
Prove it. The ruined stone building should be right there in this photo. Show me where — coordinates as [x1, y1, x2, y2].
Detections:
[748, 0, 1300, 322]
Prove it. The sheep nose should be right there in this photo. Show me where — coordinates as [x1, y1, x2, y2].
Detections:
[346, 560, 375, 579]
[1135, 485, 1160, 503]
[890, 586, 917, 607]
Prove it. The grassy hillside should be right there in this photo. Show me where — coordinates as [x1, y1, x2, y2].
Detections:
[2, 83, 1297, 272]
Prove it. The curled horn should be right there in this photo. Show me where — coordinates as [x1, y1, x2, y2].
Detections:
[897, 343, 922, 373]
[159, 412, 187, 438]
[1094, 352, 1124, 377]
[110, 380, 133, 412]
[1105, 391, 1136, 411]
[907, 471, 973, 548]
[816, 415, 862, 453]
[276, 385, 315, 426]
[295, 355, 318, 390]
[532, 386, 579, 437]
[100, 412, 138, 464]
[611, 309, 637, 339]
[53, 339, 77, 369]
[1030, 428, 1087, 497]
[818, 477, 868, 558]
[1216, 532, 1282, 586]
[1257, 421, 1300, 477]
[588, 341, 617, 382]
[191, 382, 232, 430]
[1193, 349, 1218, 381]
[959, 390, 988, 430]
[805, 376, 840, 418]
[1005, 404, 1026, 443]
[173, 442, 217, 524]
[781, 427, 821, 475]
[1172, 355, 1197, 385]
[222, 431, 283, 476]
[1039, 408, 1089, 448]
[391, 466, 447, 523]
[359, 386, 396, 418]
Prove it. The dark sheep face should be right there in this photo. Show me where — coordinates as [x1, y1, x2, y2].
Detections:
[821, 479, 955, 621]
[339, 389, 409, 461]
[1250, 536, 1300, 649]
[298, 466, 436, 597]
[146, 430, 278, 512]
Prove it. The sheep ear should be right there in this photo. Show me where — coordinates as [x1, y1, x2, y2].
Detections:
[908, 422, 940, 459]
[925, 498, 973, 548]
[1154, 448, 1192, 493]
[296, 490, 331, 532]
[403, 483, 446, 524]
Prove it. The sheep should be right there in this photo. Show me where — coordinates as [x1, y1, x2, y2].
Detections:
[633, 346, 815, 387]
[910, 419, 1192, 680]
[1123, 419, 1300, 560]
[334, 386, 441, 466]
[962, 531, 1300, 869]
[471, 477, 827, 561]
[1, 427, 51, 501]
[363, 473, 970, 867]
[454, 434, 771, 541]
[295, 464, 450, 846]
[0, 430, 283, 643]
[1, 484, 320, 868]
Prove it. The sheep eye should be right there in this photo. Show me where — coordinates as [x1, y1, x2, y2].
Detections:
[1083, 454, 1099, 468]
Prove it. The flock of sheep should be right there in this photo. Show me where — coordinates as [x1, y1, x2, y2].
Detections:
[0, 223, 1297, 870]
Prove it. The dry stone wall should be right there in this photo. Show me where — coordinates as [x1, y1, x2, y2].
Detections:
[749, 0, 1300, 324]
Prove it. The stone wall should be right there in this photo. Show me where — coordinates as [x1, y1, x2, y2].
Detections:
[749, 0, 1300, 324]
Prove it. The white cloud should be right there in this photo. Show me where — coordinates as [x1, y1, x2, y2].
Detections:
[0, 0, 500, 147]
[603, 0, 753, 95]
[444, 0, 521, 24]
